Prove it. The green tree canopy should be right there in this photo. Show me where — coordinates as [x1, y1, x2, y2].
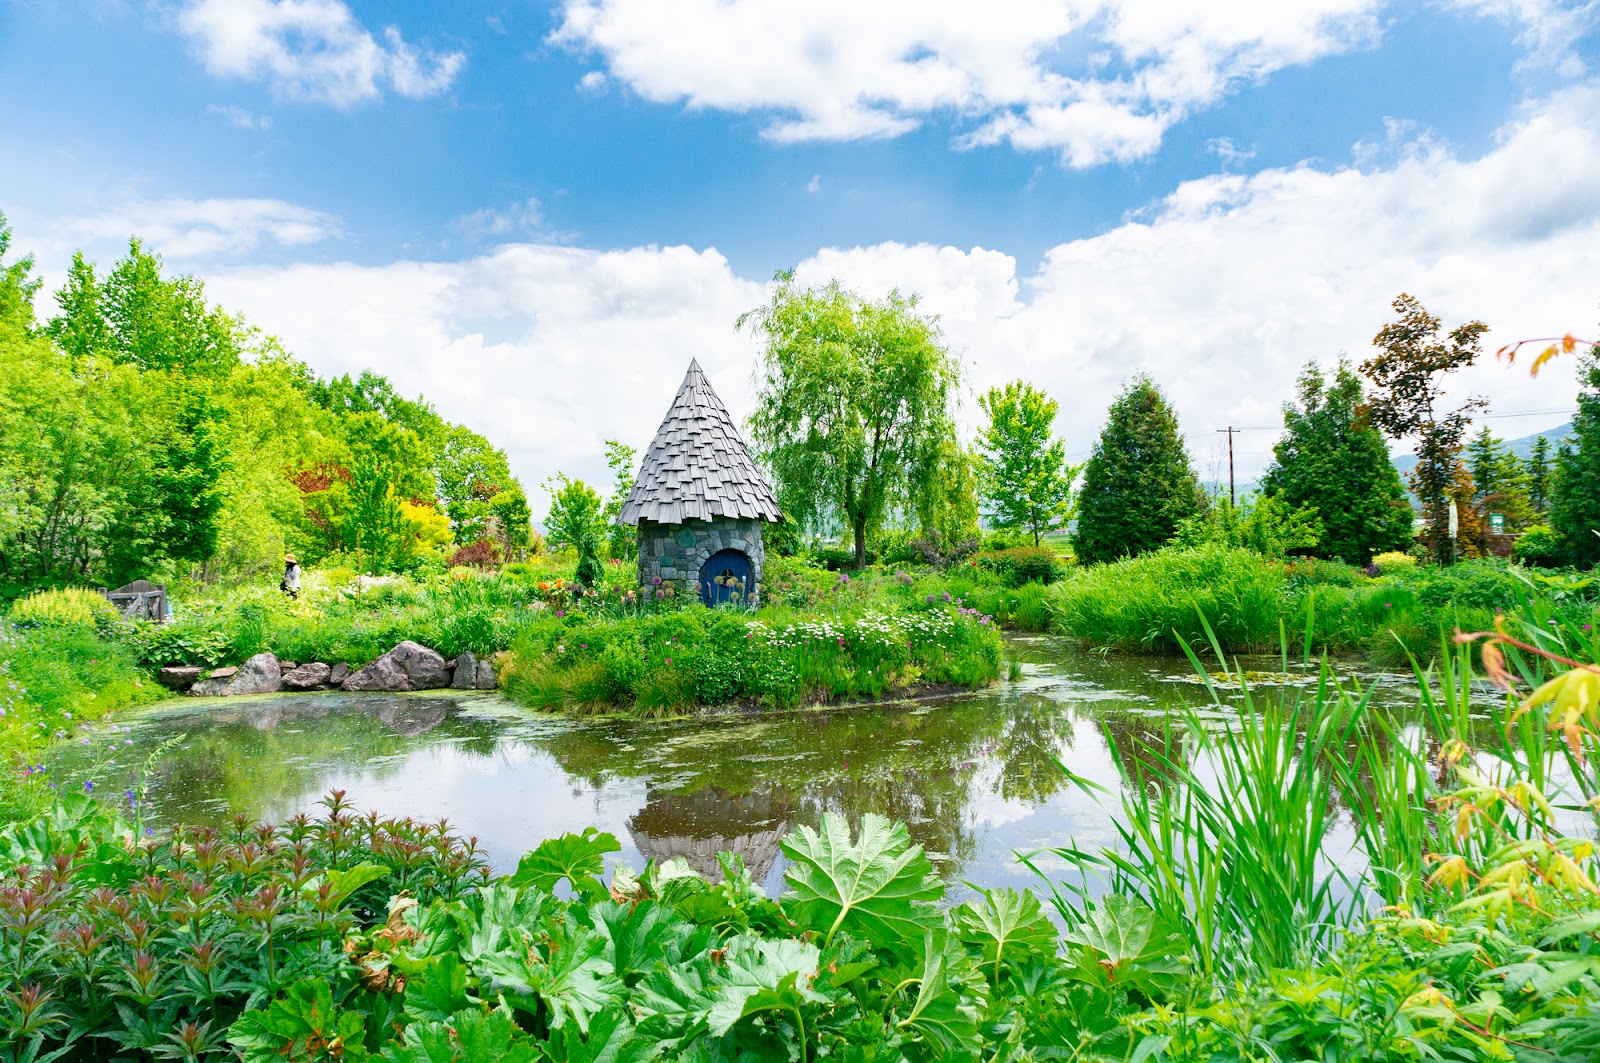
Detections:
[1528, 435, 1552, 515]
[1073, 376, 1205, 565]
[1361, 293, 1488, 563]
[1465, 426, 1533, 529]
[1551, 341, 1600, 568]
[743, 276, 958, 568]
[975, 381, 1079, 547]
[1260, 361, 1412, 564]
[600, 439, 639, 562]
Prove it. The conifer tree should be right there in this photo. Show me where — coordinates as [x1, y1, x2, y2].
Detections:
[1551, 342, 1600, 567]
[1073, 376, 1204, 564]
[1261, 362, 1412, 563]
[1465, 426, 1533, 529]
[1528, 435, 1551, 515]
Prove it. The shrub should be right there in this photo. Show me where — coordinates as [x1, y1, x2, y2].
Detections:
[0, 791, 488, 1059]
[975, 546, 1060, 586]
[1371, 550, 1416, 574]
[7, 587, 119, 629]
[448, 538, 502, 568]
[1049, 544, 1286, 654]
[1513, 524, 1563, 567]
[811, 545, 874, 570]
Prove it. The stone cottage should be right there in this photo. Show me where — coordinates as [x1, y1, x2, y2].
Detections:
[617, 360, 782, 606]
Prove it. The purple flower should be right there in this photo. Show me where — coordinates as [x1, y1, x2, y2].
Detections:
[652, 575, 662, 586]
[1384, 603, 1392, 609]
[664, 657, 672, 665]
[83, 781, 93, 793]
[925, 594, 935, 603]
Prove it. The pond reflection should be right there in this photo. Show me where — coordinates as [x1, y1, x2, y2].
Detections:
[55, 637, 1465, 901]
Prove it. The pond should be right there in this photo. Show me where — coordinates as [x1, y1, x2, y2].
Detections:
[55, 637, 1471, 903]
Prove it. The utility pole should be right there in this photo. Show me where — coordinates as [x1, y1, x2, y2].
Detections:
[1216, 426, 1236, 507]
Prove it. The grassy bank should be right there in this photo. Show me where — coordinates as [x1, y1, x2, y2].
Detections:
[1046, 543, 1599, 662]
[5, 607, 1598, 1060]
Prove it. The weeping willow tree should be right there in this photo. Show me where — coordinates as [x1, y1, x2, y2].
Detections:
[742, 275, 958, 568]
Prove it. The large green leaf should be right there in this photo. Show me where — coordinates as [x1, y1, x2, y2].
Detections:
[595, 900, 679, 987]
[398, 954, 473, 1023]
[954, 888, 1058, 984]
[509, 828, 621, 900]
[780, 812, 942, 954]
[478, 920, 622, 1035]
[380, 1006, 541, 1063]
[544, 1007, 662, 1063]
[1062, 895, 1185, 991]
[893, 930, 984, 1056]
[706, 937, 827, 1038]
[229, 980, 370, 1063]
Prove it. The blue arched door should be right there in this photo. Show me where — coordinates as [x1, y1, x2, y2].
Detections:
[699, 549, 752, 607]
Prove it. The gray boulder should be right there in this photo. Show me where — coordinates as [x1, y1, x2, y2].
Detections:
[343, 641, 451, 692]
[329, 662, 350, 686]
[158, 665, 202, 692]
[342, 654, 409, 692]
[282, 662, 332, 690]
[191, 653, 282, 697]
[476, 658, 497, 690]
[451, 651, 479, 690]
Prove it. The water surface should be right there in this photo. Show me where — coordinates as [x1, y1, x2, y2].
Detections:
[57, 638, 1471, 901]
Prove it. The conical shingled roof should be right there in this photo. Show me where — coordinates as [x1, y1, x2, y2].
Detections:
[618, 360, 782, 526]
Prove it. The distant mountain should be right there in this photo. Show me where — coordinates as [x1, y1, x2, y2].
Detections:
[1392, 422, 1572, 477]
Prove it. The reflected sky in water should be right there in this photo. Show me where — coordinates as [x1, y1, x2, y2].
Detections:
[54, 638, 1475, 903]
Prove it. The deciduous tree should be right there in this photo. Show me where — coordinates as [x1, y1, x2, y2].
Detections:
[744, 276, 958, 569]
[1360, 294, 1488, 563]
[975, 381, 1079, 547]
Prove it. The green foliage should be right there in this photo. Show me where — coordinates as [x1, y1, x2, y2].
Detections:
[974, 380, 1079, 547]
[780, 812, 942, 953]
[599, 440, 638, 563]
[1362, 293, 1489, 564]
[1467, 425, 1535, 528]
[0, 791, 489, 1061]
[1073, 376, 1205, 565]
[7, 588, 119, 629]
[1371, 549, 1418, 573]
[1171, 490, 1324, 558]
[972, 546, 1060, 586]
[1552, 342, 1600, 568]
[1516, 524, 1564, 567]
[1261, 360, 1413, 563]
[744, 276, 958, 568]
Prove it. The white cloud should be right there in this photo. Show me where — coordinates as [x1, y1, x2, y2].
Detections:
[176, 0, 464, 106]
[1447, 0, 1598, 76]
[805, 174, 821, 193]
[182, 83, 1600, 498]
[552, 0, 1384, 165]
[47, 197, 340, 260]
[206, 103, 273, 130]
[454, 197, 547, 241]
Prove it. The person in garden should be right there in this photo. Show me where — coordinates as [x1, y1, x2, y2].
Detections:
[280, 554, 301, 599]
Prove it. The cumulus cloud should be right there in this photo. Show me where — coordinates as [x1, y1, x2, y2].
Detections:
[551, 0, 1385, 165]
[190, 83, 1600, 494]
[176, 0, 464, 106]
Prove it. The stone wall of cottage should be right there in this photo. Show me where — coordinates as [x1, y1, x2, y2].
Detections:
[635, 517, 766, 602]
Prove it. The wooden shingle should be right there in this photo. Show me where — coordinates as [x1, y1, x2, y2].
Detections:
[618, 360, 782, 526]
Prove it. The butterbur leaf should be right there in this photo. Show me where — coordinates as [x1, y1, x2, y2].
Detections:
[706, 937, 826, 1038]
[479, 921, 621, 1034]
[510, 828, 622, 900]
[1062, 895, 1184, 989]
[954, 888, 1057, 983]
[311, 862, 391, 907]
[398, 954, 472, 1023]
[893, 929, 984, 1056]
[229, 980, 369, 1062]
[380, 1007, 539, 1063]
[632, 957, 718, 1042]
[543, 1008, 660, 1063]
[780, 812, 942, 954]
[596, 900, 677, 986]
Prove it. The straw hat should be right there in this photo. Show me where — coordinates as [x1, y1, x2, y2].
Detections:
[284, 554, 298, 564]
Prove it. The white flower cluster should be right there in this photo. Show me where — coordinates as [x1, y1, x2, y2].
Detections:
[745, 610, 960, 651]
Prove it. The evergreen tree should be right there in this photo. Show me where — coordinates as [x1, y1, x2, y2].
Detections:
[1551, 342, 1600, 567]
[1528, 435, 1551, 514]
[1465, 426, 1533, 529]
[1073, 376, 1204, 565]
[1260, 362, 1412, 563]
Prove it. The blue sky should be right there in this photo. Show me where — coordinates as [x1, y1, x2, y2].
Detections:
[2, 1, 1598, 489]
